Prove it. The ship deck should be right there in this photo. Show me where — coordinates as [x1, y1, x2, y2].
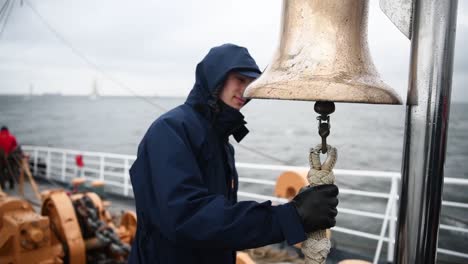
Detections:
[2, 178, 382, 264]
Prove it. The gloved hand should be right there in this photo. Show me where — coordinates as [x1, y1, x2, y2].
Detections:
[291, 184, 339, 233]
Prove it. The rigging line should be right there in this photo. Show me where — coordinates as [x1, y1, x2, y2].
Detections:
[23, 0, 167, 111]
[0, 0, 11, 20]
[0, 0, 12, 30]
[0, 0, 11, 21]
[233, 142, 290, 165]
[24, 0, 292, 166]
[0, 0, 13, 40]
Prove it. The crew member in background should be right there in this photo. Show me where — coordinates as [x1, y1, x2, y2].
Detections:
[129, 44, 339, 264]
[0, 126, 18, 189]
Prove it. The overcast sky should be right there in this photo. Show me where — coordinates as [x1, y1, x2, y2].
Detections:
[0, 0, 467, 102]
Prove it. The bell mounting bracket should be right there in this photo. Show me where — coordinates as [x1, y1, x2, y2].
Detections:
[314, 101, 335, 154]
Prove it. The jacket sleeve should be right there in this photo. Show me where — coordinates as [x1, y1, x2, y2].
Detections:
[144, 118, 306, 250]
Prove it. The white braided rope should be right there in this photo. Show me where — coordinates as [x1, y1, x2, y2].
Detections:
[301, 144, 337, 264]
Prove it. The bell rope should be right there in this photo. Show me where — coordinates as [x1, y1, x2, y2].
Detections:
[302, 144, 337, 264]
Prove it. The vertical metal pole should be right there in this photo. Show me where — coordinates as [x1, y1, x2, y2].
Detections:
[61, 151, 66, 181]
[100, 155, 105, 181]
[123, 158, 129, 196]
[46, 149, 51, 179]
[388, 176, 397, 263]
[33, 149, 38, 177]
[374, 176, 398, 264]
[394, 0, 458, 263]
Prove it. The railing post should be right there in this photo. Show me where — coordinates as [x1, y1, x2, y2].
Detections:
[46, 149, 51, 179]
[123, 158, 129, 196]
[388, 176, 397, 263]
[33, 148, 38, 177]
[61, 151, 66, 181]
[374, 175, 398, 264]
[100, 155, 105, 181]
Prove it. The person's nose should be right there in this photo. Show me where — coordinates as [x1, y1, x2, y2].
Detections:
[240, 82, 249, 93]
[240, 85, 246, 93]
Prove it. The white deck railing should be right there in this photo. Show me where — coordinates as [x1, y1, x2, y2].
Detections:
[22, 145, 468, 263]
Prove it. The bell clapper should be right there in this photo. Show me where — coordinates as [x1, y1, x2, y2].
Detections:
[314, 101, 335, 154]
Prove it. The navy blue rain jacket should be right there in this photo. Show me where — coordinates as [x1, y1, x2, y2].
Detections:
[129, 43, 306, 264]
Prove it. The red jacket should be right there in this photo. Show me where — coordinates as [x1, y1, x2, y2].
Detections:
[0, 130, 18, 156]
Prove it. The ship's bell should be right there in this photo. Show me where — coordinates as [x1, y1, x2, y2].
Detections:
[244, 0, 402, 104]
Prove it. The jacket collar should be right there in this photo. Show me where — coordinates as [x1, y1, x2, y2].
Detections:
[185, 100, 249, 142]
[213, 102, 249, 142]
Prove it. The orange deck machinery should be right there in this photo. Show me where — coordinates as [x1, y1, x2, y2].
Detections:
[0, 189, 137, 264]
[0, 195, 63, 263]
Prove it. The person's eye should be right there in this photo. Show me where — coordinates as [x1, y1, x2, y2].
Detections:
[238, 77, 247, 84]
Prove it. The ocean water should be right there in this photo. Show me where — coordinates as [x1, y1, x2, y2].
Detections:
[1, 95, 467, 262]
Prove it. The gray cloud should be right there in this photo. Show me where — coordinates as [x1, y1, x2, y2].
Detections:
[0, 0, 466, 101]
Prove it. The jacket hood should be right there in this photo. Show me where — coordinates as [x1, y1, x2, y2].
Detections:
[185, 44, 260, 142]
[185, 43, 261, 109]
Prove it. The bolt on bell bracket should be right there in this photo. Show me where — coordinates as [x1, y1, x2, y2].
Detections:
[314, 101, 335, 154]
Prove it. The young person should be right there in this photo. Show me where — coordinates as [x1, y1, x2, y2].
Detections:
[129, 44, 339, 264]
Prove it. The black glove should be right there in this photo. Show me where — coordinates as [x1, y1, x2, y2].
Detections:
[291, 184, 339, 233]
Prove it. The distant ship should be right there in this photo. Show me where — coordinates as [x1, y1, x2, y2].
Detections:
[89, 78, 99, 100]
[24, 84, 33, 101]
[41, 92, 62, 97]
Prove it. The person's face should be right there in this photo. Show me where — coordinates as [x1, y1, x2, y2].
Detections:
[219, 72, 255, 110]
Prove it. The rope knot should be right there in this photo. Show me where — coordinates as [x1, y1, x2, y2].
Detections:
[302, 144, 338, 264]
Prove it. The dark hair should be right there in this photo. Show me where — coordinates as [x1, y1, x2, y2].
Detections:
[1, 126, 8, 131]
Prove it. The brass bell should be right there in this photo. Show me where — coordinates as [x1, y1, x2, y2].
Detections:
[244, 0, 402, 105]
